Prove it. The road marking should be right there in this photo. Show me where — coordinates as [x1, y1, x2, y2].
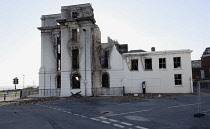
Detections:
[90, 118, 100, 121]
[36, 104, 89, 119]
[136, 126, 149, 129]
[108, 119, 118, 122]
[121, 122, 133, 126]
[167, 103, 204, 109]
[99, 117, 107, 119]
[101, 121, 111, 124]
[113, 124, 125, 128]
[81, 115, 88, 118]
[104, 109, 152, 117]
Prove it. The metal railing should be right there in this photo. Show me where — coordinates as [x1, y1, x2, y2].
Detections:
[0, 90, 21, 101]
[193, 80, 210, 117]
[24, 89, 61, 97]
[92, 87, 124, 96]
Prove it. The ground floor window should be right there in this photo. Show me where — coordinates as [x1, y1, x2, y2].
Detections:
[174, 74, 182, 85]
[102, 73, 109, 88]
[57, 75, 61, 88]
[72, 74, 80, 89]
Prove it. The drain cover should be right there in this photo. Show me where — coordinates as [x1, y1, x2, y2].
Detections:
[102, 111, 110, 114]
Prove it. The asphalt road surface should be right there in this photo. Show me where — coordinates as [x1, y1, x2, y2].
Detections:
[0, 94, 210, 129]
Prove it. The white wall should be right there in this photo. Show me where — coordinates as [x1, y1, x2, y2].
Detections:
[122, 50, 193, 93]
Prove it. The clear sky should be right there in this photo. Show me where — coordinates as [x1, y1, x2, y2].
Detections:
[0, 0, 210, 89]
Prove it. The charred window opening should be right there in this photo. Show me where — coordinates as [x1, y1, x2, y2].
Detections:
[145, 59, 152, 70]
[116, 44, 128, 54]
[57, 75, 61, 88]
[72, 49, 79, 69]
[72, 29, 78, 41]
[72, 74, 80, 89]
[174, 74, 182, 85]
[72, 12, 79, 18]
[174, 57, 181, 68]
[159, 58, 166, 69]
[57, 35, 61, 71]
[101, 50, 109, 69]
[102, 73, 109, 88]
[131, 59, 138, 71]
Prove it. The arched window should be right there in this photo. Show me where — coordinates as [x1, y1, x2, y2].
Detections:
[72, 73, 80, 89]
[57, 75, 61, 88]
[102, 73, 109, 88]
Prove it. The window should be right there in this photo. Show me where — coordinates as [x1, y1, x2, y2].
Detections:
[57, 35, 61, 71]
[102, 73, 109, 88]
[57, 75, 61, 88]
[131, 59, 138, 70]
[159, 58, 166, 69]
[72, 12, 79, 18]
[72, 29, 78, 41]
[72, 74, 80, 89]
[174, 74, 182, 85]
[174, 57, 181, 68]
[145, 59, 152, 70]
[101, 50, 109, 69]
[72, 49, 79, 69]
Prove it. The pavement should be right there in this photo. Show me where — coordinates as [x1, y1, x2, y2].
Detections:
[0, 94, 210, 129]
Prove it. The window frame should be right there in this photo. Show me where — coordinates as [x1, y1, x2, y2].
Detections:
[159, 58, 166, 69]
[131, 59, 138, 71]
[173, 57, 181, 69]
[174, 74, 182, 86]
[145, 58, 152, 70]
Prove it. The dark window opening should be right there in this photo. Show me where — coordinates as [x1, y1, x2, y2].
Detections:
[159, 58, 166, 69]
[131, 59, 138, 71]
[145, 59, 152, 70]
[72, 74, 80, 89]
[57, 35, 61, 71]
[72, 49, 79, 69]
[102, 73, 109, 88]
[72, 12, 79, 18]
[72, 29, 78, 41]
[174, 57, 181, 68]
[57, 75, 61, 88]
[174, 74, 182, 85]
[101, 50, 109, 69]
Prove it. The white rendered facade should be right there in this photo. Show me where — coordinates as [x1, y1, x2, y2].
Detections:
[38, 4, 193, 96]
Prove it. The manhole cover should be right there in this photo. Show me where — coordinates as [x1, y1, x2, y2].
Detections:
[100, 111, 113, 115]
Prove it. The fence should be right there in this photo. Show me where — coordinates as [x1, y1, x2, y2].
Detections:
[193, 80, 210, 117]
[92, 87, 124, 96]
[24, 89, 61, 97]
[0, 90, 21, 101]
[193, 80, 210, 93]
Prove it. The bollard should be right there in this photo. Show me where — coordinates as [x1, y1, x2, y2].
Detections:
[4, 94, 6, 101]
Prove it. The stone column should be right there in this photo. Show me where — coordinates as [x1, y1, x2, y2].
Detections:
[78, 21, 93, 96]
[60, 25, 72, 96]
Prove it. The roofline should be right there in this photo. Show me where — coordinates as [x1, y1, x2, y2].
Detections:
[122, 49, 192, 56]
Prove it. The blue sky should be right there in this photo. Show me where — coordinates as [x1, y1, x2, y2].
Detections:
[0, 0, 210, 89]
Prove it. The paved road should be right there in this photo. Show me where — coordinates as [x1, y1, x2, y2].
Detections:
[0, 94, 210, 129]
